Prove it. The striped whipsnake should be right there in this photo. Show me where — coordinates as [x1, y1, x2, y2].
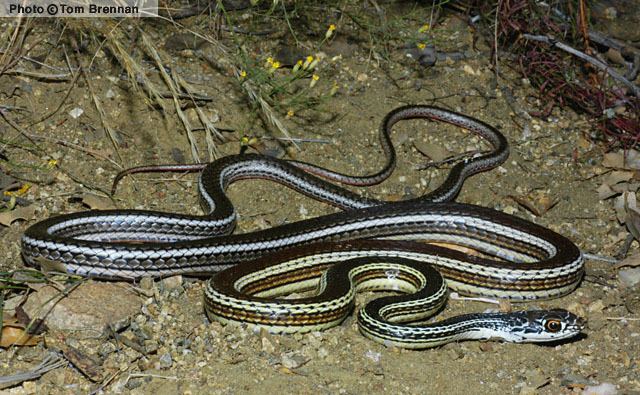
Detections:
[21, 105, 585, 348]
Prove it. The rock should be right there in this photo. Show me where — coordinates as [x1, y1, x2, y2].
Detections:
[159, 352, 173, 368]
[325, 36, 360, 57]
[261, 335, 276, 354]
[357, 73, 368, 82]
[22, 381, 37, 394]
[619, 268, 640, 288]
[164, 33, 207, 52]
[364, 350, 381, 363]
[99, 341, 117, 358]
[160, 275, 183, 291]
[139, 277, 155, 290]
[588, 300, 606, 313]
[479, 342, 494, 352]
[22, 282, 142, 339]
[280, 352, 307, 369]
[559, 373, 595, 387]
[523, 367, 549, 389]
[275, 44, 306, 67]
[317, 347, 329, 359]
[518, 385, 536, 395]
[583, 382, 619, 395]
[144, 340, 159, 354]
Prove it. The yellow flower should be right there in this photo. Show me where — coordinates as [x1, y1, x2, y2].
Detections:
[4, 183, 31, 197]
[268, 60, 280, 74]
[303, 55, 314, 70]
[325, 24, 337, 39]
[265, 57, 274, 68]
[308, 57, 319, 70]
[47, 159, 58, 169]
[418, 24, 430, 33]
[309, 74, 319, 88]
[286, 109, 295, 118]
[293, 59, 303, 72]
[329, 81, 339, 96]
[239, 70, 247, 79]
[417, 43, 426, 50]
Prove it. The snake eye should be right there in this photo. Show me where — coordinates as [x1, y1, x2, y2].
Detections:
[544, 319, 562, 333]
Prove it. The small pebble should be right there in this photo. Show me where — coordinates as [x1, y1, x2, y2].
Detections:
[583, 382, 618, 395]
[159, 353, 173, 368]
[618, 268, 640, 288]
[588, 300, 606, 313]
[518, 386, 536, 395]
[139, 277, 154, 290]
[364, 350, 381, 363]
[22, 381, 37, 394]
[261, 336, 276, 354]
[145, 340, 159, 354]
[69, 107, 84, 119]
[161, 275, 183, 290]
[280, 352, 306, 369]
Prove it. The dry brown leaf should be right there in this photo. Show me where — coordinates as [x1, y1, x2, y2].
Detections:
[81, 194, 116, 210]
[0, 205, 35, 226]
[625, 207, 640, 242]
[537, 195, 559, 214]
[508, 195, 541, 216]
[33, 256, 68, 275]
[3, 294, 25, 312]
[613, 191, 637, 223]
[614, 253, 640, 269]
[59, 344, 105, 381]
[0, 325, 41, 347]
[413, 141, 451, 162]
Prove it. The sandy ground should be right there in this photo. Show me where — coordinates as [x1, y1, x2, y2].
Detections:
[0, 4, 638, 394]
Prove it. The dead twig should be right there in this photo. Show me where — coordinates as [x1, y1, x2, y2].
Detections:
[2, 69, 72, 81]
[0, 111, 39, 146]
[140, 32, 201, 162]
[521, 33, 640, 97]
[30, 64, 82, 126]
[173, 71, 223, 159]
[22, 132, 120, 167]
[0, 352, 66, 390]
[587, 30, 640, 58]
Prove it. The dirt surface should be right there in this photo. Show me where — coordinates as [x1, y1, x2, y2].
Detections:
[1, 4, 638, 394]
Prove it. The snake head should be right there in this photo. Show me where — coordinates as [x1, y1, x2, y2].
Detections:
[504, 309, 586, 343]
